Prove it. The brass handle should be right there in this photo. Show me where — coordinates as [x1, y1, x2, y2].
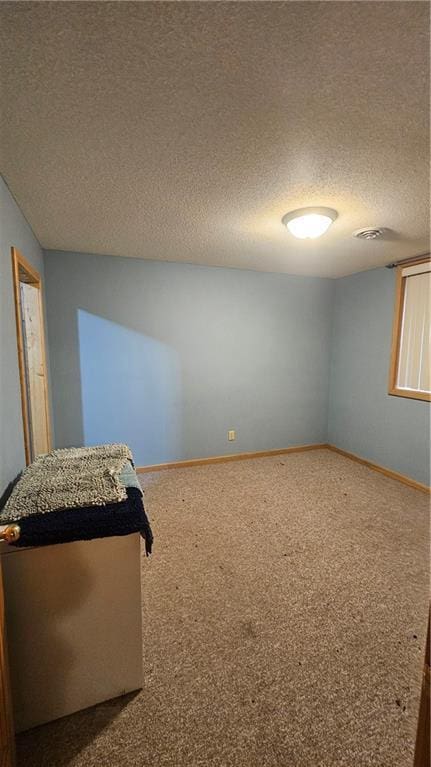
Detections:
[0, 525, 21, 543]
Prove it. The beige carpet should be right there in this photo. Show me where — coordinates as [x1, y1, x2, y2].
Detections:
[17, 449, 429, 767]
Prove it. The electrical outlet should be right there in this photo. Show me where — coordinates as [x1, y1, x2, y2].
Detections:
[228, 430, 236, 441]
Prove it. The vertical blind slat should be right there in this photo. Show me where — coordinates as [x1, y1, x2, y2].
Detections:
[397, 272, 431, 392]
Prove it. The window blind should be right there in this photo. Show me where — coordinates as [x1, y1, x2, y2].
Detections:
[397, 264, 431, 393]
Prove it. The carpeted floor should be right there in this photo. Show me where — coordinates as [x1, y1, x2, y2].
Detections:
[17, 449, 429, 767]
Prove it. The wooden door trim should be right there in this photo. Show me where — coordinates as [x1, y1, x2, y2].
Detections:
[413, 608, 430, 767]
[0, 563, 15, 767]
[11, 247, 51, 465]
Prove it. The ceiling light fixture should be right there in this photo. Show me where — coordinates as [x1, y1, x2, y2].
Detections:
[282, 207, 337, 239]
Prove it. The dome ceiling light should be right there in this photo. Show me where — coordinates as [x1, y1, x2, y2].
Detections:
[282, 207, 338, 240]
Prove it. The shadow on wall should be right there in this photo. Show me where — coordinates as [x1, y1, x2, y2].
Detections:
[77, 310, 181, 466]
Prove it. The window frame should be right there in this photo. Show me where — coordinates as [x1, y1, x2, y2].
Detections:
[388, 255, 431, 402]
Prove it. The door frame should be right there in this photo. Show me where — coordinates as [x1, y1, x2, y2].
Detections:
[0, 562, 15, 767]
[11, 247, 51, 465]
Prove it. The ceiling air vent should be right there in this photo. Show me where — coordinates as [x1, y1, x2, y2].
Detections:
[353, 228, 384, 240]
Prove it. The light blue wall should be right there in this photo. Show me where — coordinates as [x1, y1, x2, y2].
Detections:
[44, 250, 335, 466]
[328, 267, 430, 485]
[0, 177, 46, 496]
[42, 251, 431, 483]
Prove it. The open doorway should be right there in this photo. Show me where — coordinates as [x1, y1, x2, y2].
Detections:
[11, 247, 51, 464]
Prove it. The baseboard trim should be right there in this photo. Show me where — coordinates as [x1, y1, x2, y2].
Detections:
[137, 441, 430, 493]
[136, 443, 329, 473]
[327, 444, 430, 495]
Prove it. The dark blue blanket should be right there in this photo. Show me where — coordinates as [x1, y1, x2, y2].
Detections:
[9, 487, 153, 555]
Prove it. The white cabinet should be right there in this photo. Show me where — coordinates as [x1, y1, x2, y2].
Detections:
[1, 533, 143, 732]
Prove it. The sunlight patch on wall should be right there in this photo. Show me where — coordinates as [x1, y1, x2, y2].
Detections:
[77, 310, 181, 465]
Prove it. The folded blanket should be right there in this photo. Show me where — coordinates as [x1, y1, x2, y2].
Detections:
[0, 445, 153, 554]
[119, 460, 143, 492]
[8, 487, 153, 555]
[2, 443, 134, 520]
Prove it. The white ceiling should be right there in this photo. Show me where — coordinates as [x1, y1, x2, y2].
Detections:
[0, 1, 429, 278]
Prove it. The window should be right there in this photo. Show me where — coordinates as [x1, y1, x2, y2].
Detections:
[389, 256, 431, 402]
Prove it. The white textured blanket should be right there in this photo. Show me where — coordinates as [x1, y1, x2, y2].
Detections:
[2, 444, 134, 521]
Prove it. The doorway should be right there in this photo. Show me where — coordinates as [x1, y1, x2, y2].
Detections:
[11, 247, 51, 463]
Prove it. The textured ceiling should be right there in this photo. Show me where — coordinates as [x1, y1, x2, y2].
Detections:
[0, 1, 429, 278]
